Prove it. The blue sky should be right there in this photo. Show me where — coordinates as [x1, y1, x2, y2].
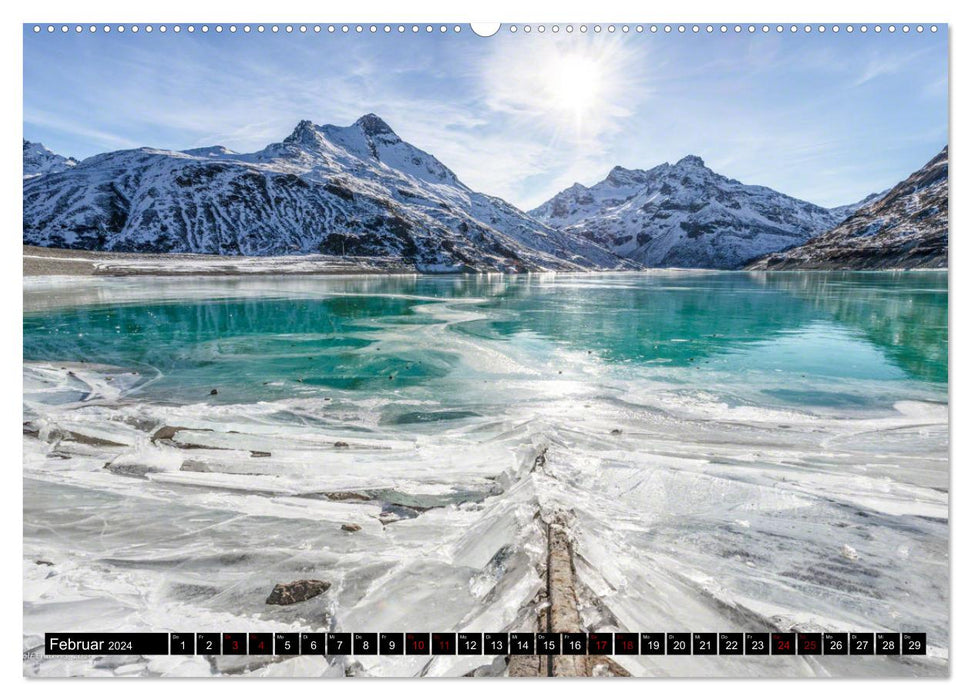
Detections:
[23, 25, 947, 209]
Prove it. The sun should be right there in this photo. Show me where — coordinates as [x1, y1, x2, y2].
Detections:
[546, 54, 605, 121]
[483, 40, 637, 141]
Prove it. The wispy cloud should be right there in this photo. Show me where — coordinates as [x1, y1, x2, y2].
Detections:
[23, 108, 142, 153]
[23, 28, 947, 210]
[853, 46, 933, 86]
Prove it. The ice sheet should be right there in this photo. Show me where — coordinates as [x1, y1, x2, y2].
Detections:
[23, 272, 948, 677]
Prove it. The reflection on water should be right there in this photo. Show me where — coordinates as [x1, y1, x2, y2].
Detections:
[750, 271, 947, 383]
[454, 273, 948, 385]
[23, 271, 947, 404]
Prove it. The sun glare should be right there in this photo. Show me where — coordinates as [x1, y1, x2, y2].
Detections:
[547, 54, 604, 119]
[484, 40, 637, 141]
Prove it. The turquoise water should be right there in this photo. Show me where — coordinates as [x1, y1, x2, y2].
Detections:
[23, 271, 947, 409]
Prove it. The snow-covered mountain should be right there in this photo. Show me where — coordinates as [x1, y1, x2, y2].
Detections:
[23, 115, 631, 272]
[748, 147, 948, 270]
[23, 140, 78, 179]
[530, 156, 860, 269]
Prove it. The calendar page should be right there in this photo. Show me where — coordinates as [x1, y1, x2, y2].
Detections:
[22, 21, 948, 678]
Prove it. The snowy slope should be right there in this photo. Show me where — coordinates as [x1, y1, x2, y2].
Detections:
[748, 148, 948, 270]
[530, 156, 860, 269]
[826, 190, 886, 224]
[23, 140, 78, 179]
[23, 115, 631, 272]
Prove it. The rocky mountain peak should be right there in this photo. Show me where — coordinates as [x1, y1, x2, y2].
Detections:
[354, 113, 396, 138]
[530, 152, 850, 269]
[605, 165, 633, 183]
[284, 119, 321, 147]
[23, 140, 79, 178]
[674, 154, 706, 169]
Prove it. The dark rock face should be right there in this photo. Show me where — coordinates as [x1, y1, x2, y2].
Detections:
[748, 147, 948, 270]
[265, 579, 331, 605]
[354, 113, 395, 137]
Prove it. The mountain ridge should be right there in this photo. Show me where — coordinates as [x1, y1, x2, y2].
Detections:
[22, 116, 632, 272]
[746, 147, 948, 270]
[23, 140, 78, 179]
[529, 155, 869, 269]
[23, 125, 945, 272]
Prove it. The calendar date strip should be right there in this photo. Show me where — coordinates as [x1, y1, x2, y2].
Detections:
[43, 631, 927, 657]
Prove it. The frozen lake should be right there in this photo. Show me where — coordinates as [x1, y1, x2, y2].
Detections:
[23, 271, 948, 677]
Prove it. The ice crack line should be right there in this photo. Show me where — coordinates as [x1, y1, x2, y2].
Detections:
[508, 449, 629, 677]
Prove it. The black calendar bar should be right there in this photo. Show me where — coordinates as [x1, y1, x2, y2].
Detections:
[40, 631, 927, 656]
[45, 633, 169, 655]
[275, 633, 299, 655]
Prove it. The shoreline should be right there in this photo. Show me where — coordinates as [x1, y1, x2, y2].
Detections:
[23, 245, 949, 278]
[22, 245, 415, 277]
